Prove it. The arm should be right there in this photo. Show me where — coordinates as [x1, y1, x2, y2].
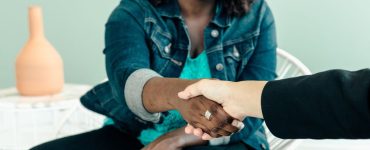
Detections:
[262, 69, 370, 139]
[104, 8, 162, 123]
[142, 77, 195, 113]
[143, 126, 207, 150]
[144, 78, 240, 138]
[179, 69, 370, 139]
[105, 7, 239, 137]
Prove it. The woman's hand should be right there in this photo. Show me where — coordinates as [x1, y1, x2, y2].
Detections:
[178, 79, 244, 120]
[178, 79, 267, 139]
[171, 95, 242, 138]
[142, 77, 244, 138]
[142, 126, 207, 150]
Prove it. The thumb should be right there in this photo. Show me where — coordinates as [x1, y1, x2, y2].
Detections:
[178, 81, 203, 99]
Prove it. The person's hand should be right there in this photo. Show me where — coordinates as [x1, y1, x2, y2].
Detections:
[171, 95, 242, 138]
[178, 79, 245, 120]
[177, 79, 242, 140]
[142, 126, 206, 150]
[178, 79, 266, 140]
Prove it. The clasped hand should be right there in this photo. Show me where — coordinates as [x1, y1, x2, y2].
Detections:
[173, 93, 244, 139]
[177, 79, 262, 140]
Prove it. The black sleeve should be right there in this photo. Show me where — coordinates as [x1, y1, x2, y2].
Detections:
[261, 69, 370, 139]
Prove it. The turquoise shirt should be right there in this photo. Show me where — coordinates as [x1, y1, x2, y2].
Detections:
[104, 51, 211, 145]
[138, 51, 211, 145]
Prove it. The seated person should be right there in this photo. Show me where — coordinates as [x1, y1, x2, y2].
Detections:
[32, 0, 277, 149]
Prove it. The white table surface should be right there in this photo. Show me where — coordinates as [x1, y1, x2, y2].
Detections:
[0, 84, 91, 109]
[295, 139, 370, 150]
[0, 84, 103, 150]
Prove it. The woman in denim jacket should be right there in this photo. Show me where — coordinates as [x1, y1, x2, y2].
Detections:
[32, 0, 276, 149]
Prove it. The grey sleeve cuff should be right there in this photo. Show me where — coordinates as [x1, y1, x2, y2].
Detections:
[124, 68, 162, 123]
[209, 136, 231, 146]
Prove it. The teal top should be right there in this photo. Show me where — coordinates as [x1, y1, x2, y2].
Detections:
[138, 51, 211, 145]
[104, 51, 211, 145]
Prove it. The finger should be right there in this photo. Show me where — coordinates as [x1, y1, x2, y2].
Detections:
[222, 123, 240, 133]
[211, 117, 239, 134]
[178, 81, 204, 99]
[192, 121, 210, 134]
[193, 117, 219, 138]
[208, 131, 221, 138]
[207, 105, 243, 135]
[198, 101, 230, 134]
[212, 127, 232, 136]
[193, 128, 204, 137]
[194, 116, 221, 138]
[207, 104, 231, 126]
[196, 101, 220, 132]
[190, 122, 206, 137]
[185, 124, 195, 134]
[202, 133, 213, 140]
[232, 120, 245, 131]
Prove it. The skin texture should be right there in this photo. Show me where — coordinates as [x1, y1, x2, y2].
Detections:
[143, 78, 240, 138]
[142, 126, 207, 150]
[178, 79, 267, 140]
[178, 0, 214, 58]
[174, 95, 239, 137]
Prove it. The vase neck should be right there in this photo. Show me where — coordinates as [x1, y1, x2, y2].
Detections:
[28, 6, 45, 39]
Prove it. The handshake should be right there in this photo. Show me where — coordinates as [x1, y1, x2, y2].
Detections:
[174, 79, 266, 140]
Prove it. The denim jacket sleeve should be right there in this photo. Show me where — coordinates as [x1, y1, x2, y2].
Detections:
[229, 1, 277, 149]
[84, 3, 165, 134]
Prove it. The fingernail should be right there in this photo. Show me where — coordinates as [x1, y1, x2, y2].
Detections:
[237, 122, 245, 130]
[232, 120, 238, 127]
[232, 120, 245, 130]
[185, 128, 190, 134]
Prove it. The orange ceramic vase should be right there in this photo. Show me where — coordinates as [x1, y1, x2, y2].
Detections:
[16, 6, 64, 96]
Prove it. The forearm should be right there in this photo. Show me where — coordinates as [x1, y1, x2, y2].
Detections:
[226, 81, 267, 119]
[177, 134, 208, 148]
[143, 77, 198, 113]
[262, 69, 370, 139]
[170, 126, 208, 148]
[225, 81, 267, 146]
[145, 126, 207, 149]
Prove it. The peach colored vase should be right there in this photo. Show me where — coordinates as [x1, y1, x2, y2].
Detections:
[16, 6, 64, 96]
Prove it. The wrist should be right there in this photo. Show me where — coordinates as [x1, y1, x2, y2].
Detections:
[256, 81, 268, 118]
[168, 97, 183, 110]
[168, 79, 198, 110]
[143, 78, 197, 112]
[241, 81, 267, 119]
[223, 81, 234, 102]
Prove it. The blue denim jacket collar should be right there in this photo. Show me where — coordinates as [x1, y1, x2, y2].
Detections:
[156, 0, 231, 28]
[155, 0, 182, 19]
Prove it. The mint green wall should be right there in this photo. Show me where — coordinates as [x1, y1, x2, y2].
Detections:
[267, 0, 370, 74]
[0, 0, 117, 88]
[1, 0, 369, 89]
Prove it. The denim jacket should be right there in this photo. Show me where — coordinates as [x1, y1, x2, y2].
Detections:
[80, 0, 276, 149]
